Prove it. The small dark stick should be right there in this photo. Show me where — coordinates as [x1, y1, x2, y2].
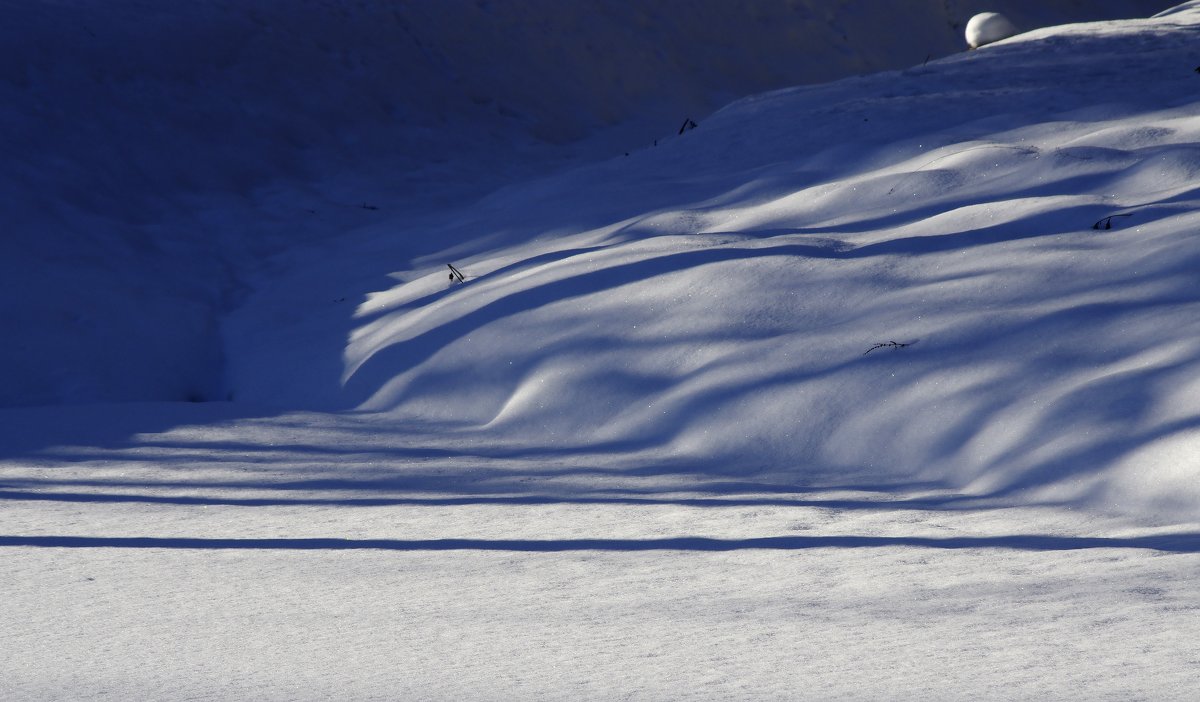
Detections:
[678, 118, 698, 135]
[447, 263, 465, 283]
[1092, 213, 1133, 230]
[863, 341, 912, 355]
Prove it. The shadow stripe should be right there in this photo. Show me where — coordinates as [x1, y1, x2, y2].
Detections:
[1, 534, 1197, 552]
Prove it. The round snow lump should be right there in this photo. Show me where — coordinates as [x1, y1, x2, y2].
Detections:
[965, 12, 1018, 49]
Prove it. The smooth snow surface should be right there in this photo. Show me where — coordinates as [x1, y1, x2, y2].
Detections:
[966, 12, 1021, 47]
[4, 2, 1200, 700]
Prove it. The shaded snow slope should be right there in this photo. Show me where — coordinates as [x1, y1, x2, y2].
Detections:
[1, 0, 1175, 406]
[227, 4, 1200, 517]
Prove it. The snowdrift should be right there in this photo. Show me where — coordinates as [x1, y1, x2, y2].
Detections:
[223, 3, 1200, 517]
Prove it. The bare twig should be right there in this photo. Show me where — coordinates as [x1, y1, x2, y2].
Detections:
[1092, 213, 1133, 230]
[447, 263, 466, 283]
[863, 341, 912, 356]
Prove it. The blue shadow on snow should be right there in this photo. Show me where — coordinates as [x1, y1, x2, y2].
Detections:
[1, 533, 1198, 552]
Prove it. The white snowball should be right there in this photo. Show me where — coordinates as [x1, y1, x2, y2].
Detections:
[965, 12, 1018, 49]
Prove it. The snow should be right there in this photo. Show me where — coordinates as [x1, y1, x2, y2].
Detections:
[3, 408, 1199, 698]
[4, 1, 1200, 699]
[0, 0, 1176, 406]
[965, 12, 1021, 48]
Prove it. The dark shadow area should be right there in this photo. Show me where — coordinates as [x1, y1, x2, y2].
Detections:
[0, 486, 983, 511]
[0, 401, 279, 458]
[2, 533, 1197, 552]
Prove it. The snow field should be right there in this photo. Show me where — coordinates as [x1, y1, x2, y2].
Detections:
[3, 425, 1198, 700]
[3, 401, 1199, 699]
[6, 546, 1199, 699]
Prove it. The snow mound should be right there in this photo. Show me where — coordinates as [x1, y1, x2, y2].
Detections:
[965, 12, 1020, 48]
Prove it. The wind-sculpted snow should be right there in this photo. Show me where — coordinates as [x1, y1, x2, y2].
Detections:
[225, 4, 1200, 518]
[6, 7, 1200, 698]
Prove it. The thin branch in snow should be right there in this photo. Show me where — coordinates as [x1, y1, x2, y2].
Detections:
[678, 118, 698, 135]
[863, 340, 913, 355]
[447, 263, 466, 283]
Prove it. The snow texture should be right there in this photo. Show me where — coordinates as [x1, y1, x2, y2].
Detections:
[3, 1, 1200, 700]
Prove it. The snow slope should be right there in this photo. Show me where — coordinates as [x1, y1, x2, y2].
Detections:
[0, 0, 1176, 406]
[220, 4, 1200, 519]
